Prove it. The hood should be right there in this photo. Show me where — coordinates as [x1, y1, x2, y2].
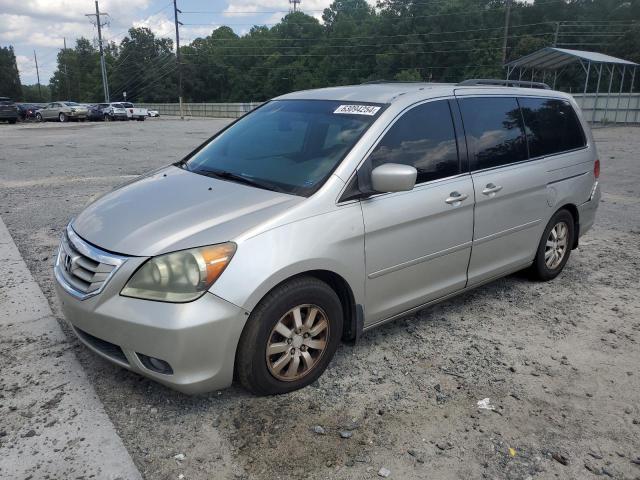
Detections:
[72, 166, 302, 256]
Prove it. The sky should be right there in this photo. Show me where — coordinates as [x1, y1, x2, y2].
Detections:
[0, 0, 337, 85]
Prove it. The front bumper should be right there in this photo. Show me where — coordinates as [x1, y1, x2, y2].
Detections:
[54, 241, 249, 394]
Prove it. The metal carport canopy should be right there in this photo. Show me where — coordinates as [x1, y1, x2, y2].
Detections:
[505, 47, 638, 70]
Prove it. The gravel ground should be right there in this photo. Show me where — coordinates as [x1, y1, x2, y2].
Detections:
[1, 119, 639, 480]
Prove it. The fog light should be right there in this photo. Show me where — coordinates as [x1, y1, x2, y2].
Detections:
[138, 353, 173, 375]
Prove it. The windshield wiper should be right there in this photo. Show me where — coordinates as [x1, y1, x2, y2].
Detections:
[198, 168, 281, 193]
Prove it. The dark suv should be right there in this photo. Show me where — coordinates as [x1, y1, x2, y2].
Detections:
[0, 97, 19, 124]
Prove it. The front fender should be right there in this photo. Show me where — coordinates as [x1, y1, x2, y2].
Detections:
[210, 204, 365, 312]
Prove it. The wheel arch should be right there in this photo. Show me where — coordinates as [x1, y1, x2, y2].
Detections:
[247, 269, 362, 344]
[557, 203, 580, 249]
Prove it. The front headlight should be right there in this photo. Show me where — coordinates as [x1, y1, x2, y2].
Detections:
[121, 243, 236, 302]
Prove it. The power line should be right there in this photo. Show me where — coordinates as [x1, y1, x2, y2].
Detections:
[179, 32, 556, 51]
[109, 54, 176, 99]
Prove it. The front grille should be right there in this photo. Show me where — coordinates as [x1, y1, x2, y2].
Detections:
[55, 226, 127, 300]
[74, 327, 129, 365]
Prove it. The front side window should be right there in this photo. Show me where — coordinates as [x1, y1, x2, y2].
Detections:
[518, 97, 586, 158]
[185, 100, 383, 196]
[459, 97, 528, 170]
[368, 100, 460, 184]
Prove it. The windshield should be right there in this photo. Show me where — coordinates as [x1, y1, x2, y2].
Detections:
[64, 102, 80, 106]
[183, 100, 384, 196]
[112, 103, 125, 108]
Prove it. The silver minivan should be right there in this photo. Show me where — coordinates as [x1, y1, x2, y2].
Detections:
[54, 81, 600, 395]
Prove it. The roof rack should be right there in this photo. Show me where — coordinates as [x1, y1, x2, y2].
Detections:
[457, 79, 551, 90]
[360, 80, 426, 84]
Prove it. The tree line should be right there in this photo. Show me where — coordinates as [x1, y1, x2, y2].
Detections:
[3, 0, 640, 103]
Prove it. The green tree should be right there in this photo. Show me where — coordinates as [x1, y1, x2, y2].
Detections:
[0, 45, 22, 99]
[49, 38, 102, 102]
[108, 27, 176, 102]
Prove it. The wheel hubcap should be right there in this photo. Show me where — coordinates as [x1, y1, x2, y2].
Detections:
[266, 304, 329, 382]
[545, 221, 568, 269]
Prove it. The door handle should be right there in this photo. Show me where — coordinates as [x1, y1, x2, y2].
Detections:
[445, 191, 469, 205]
[482, 183, 503, 195]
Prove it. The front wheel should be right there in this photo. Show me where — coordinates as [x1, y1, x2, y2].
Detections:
[35, 113, 43, 122]
[58, 113, 67, 123]
[530, 209, 575, 281]
[236, 276, 343, 395]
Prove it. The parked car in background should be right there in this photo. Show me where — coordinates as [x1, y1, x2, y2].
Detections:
[36, 101, 88, 122]
[122, 102, 147, 121]
[86, 104, 107, 121]
[147, 109, 160, 117]
[16, 103, 41, 121]
[53, 80, 600, 395]
[0, 97, 19, 124]
[103, 102, 128, 121]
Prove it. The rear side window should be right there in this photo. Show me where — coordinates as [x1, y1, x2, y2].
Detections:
[459, 97, 528, 170]
[369, 100, 459, 184]
[518, 97, 586, 157]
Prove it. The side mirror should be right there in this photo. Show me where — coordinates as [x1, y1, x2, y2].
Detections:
[371, 163, 417, 193]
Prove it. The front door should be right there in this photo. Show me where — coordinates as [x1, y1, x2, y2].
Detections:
[360, 99, 474, 325]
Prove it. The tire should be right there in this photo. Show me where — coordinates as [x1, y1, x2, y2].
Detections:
[529, 209, 575, 281]
[58, 113, 67, 123]
[236, 276, 343, 395]
[35, 113, 43, 122]
[137, 117, 145, 121]
[8, 118, 16, 124]
[104, 114, 111, 122]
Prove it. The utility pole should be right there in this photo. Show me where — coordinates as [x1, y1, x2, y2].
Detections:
[63, 37, 71, 100]
[501, 0, 512, 65]
[173, 0, 184, 119]
[33, 50, 42, 102]
[86, 1, 110, 102]
[289, 0, 301, 13]
[553, 21, 562, 47]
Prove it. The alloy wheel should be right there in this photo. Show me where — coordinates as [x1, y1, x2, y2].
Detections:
[266, 304, 330, 382]
[545, 221, 569, 269]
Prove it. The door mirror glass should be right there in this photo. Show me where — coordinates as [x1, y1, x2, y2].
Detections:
[371, 163, 417, 193]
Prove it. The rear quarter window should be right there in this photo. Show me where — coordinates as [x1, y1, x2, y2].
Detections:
[518, 97, 586, 157]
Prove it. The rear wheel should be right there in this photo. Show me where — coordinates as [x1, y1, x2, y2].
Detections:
[236, 276, 343, 395]
[35, 113, 43, 122]
[58, 113, 67, 123]
[8, 118, 16, 124]
[530, 209, 575, 281]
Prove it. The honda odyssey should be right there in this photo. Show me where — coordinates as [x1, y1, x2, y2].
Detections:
[54, 80, 600, 395]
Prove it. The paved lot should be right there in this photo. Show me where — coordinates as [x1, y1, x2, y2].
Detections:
[1, 119, 639, 480]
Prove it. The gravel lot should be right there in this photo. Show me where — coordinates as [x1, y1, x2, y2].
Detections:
[1, 119, 639, 480]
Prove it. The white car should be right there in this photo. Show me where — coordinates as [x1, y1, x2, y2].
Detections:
[122, 102, 147, 121]
[147, 110, 160, 118]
